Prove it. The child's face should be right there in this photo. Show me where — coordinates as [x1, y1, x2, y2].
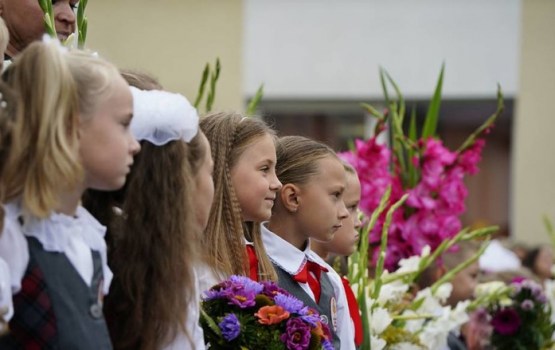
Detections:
[535, 247, 553, 280]
[231, 133, 282, 222]
[447, 261, 479, 306]
[194, 132, 215, 230]
[298, 156, 349, 243]
[79, 77, 141, 191]
[323, 172, 362, 256]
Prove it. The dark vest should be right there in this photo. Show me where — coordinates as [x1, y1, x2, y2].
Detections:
[274, 263, 341, 350]
[0, 236, 112, 349]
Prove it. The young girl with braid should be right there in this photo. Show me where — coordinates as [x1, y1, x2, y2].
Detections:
[0, 40, 140, 349]
[93, 71, 213, 350]
[262, 136, 355, 350]
[198, 113, 282, 292]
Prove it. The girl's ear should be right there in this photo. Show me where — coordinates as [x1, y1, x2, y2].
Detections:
[280, 183, 301, 213]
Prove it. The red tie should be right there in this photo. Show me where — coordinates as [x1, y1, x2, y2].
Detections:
[245, 245, 259, 281]
[341, 277, 364, 346]
[293, 260, 328, 303]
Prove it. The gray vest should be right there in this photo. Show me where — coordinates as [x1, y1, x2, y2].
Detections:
[274, 264, 341, 350]
[2, 237, 113, 349]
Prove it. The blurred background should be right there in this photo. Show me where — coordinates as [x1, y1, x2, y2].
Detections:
[87, 0, 554, 245]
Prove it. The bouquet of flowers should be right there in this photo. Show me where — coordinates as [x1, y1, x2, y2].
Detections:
[340, 66, 504, 271]
[469, 279, 555, 349]
[346, 185, 495, 350]
[200, 275, 334, 350]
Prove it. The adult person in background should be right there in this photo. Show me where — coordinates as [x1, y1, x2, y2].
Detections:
[0, 0, 77, 59]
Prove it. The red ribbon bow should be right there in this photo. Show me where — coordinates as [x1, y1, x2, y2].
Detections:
[293, 260, 328, 303]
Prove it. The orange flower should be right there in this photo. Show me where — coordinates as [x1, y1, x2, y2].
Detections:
[255, 305, 290, 325]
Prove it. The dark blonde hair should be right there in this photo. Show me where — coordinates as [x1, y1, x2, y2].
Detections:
[96, 71, 204, 350]
[3, 41, 122, 218]
[200, 112, 277, 280]
[275, 135, 339, 186]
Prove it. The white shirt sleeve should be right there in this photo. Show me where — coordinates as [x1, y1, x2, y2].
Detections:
[0, 258, 13, 323]
[0, 218, 29, 294]
[162, 270, 206, 350]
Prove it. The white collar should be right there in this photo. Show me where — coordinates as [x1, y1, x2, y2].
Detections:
[17, 204, 113, 294]
[260, 222, 322, 275]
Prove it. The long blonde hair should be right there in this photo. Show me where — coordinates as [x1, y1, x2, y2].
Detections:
[200, 112, 277, 281]
[2, 42, 122, 218]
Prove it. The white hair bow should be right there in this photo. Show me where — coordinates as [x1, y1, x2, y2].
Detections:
[130, 87, 199, 145]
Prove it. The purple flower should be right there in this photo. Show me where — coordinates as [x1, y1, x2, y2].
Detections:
[322, 340, 334, 350]
[280, 318, 311, 350]
[229, 275, 264, 294]
[491, 308, 521, 335]
[214, 275, 264, 308]
[218, 313, 241, 341]
[521, 299, 534, 311]
[298, 307, 321, 327]
[274, 293, 304, 313]
[260, 280, 289, 298]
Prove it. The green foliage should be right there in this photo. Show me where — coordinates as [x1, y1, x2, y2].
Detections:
[194, 58, 221, 113]
[246, 84, 264, 116]
[77, 0, 89, 48]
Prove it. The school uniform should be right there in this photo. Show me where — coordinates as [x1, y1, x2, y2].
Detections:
[261, 223, 356, 350]
[0, 201, 113, 349]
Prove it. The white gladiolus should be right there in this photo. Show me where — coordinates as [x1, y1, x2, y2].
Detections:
[370, 307, 393, 335]
[434, 283, 453, 303]
[370, 335, 387, 350]
[474, 281, 506, 298]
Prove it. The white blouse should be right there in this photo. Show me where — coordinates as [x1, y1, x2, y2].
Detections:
[0, 201, 113, 295]
[161, 269, 206, 350]
[0, 257, 12, 324]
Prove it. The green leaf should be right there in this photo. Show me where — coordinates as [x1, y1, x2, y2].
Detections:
[246, 84, 264, 115]
[456, 84, 504, 153]
[194, 63, 210, 109]
[384, 70, 405, 125]
[200, 308, 222, 337]
[78, 17, 88, 49]
[408, 106, 417, 142]
[206, 58, 221, 112]
[360, 102, 384, 120]
[421, 63, 445, 139]
[379, 66, 390, 107]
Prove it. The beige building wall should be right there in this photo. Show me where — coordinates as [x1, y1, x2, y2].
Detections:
[86, 0, 243, 112]
[513, 0, 555, 244]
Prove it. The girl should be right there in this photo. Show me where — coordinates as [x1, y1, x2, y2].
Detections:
[311, 161, 363, 347]
[0, 81, 16, 334]
[100, 71, 213, 350]
[198, 112, 282, 291]
[0, 40, 140, 348]
[262, 135, 355, 350]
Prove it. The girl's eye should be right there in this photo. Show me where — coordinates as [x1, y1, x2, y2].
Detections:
[260, 166, 269, 173]
[348, 205, 358, 213]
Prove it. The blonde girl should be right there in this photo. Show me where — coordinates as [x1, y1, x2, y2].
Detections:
[98, 71, 213, 350]
[199, 112, 282, 290]
[262, 135, 355, 350]
[0, 40, 140, 349]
